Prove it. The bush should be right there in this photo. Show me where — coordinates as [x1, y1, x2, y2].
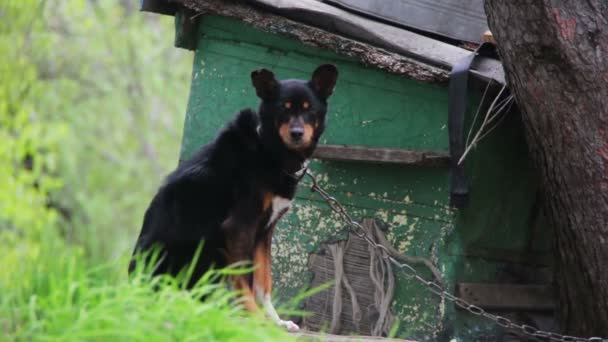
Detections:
[0, 2, 295, 340]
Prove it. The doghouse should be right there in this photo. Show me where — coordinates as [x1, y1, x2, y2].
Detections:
[141, 0, 553, 340]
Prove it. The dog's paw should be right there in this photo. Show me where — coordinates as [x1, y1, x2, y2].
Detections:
[278, 320, 300, 332]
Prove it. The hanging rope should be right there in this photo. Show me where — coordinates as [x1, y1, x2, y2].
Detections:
[366, 218, 396, 336]
[327, 239, 362, 334]
[326, 219, 403, 336]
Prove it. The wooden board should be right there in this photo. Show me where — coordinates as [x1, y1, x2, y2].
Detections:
[294, 330, 415, 341]
[459, 247, 552, 266]
[456, 283, 554, 311]
[313, 145, 449, 167]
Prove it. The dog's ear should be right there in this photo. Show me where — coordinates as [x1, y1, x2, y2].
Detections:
[251, 69, 278, 100]
[311, 64, 338, 99]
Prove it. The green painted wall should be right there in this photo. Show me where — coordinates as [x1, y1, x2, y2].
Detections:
[178, 15, 551, 341]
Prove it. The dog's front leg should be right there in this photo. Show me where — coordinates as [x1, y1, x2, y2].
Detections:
[253, 230, 299, 332]
[223, 218, 259, 313]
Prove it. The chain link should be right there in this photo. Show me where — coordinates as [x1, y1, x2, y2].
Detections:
[304, 170, 607, 342]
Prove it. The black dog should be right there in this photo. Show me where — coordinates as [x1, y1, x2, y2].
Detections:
[129, 64, 338, 331]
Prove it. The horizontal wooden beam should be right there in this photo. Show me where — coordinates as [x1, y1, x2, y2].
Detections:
[312, 144, 450, 167]
[456, 283, 554, 311]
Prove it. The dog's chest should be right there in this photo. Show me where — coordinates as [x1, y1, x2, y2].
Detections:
[267, 196, 292, 228]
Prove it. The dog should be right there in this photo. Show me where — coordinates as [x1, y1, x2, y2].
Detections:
[129, 64, 338, 331]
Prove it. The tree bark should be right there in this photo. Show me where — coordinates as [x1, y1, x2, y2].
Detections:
[484, 1, 608, 337]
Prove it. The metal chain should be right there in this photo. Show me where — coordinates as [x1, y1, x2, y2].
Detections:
[304, 170, 606, 342]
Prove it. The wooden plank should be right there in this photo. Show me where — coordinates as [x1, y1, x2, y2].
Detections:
[294, 330, 415, 341]
[459, 247, 552, 266]
[174, 7, 199, 50]
[456, 283, 554, 311]
[312, 144, 450, 167]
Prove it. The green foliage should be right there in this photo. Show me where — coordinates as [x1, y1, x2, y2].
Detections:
[0, 1, 298, 340]
[34, 2, 192, 259]
[4, 0, 191, 260]
[0, 0, 66, 281]
[1, 0, 190, 298]
[1, 3, 84, 338]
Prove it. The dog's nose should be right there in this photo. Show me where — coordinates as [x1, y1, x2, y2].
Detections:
[290, 127, 304, 141]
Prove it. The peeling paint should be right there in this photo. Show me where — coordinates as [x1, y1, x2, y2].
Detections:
[391, 214, 408, 227]
[398, 239, 411, 253]
[376, 209, 389, 222]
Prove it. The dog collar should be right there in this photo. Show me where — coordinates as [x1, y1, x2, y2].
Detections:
[283, 160, 309, 182]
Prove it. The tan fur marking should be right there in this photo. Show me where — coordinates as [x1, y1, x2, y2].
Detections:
[253, 240, 272, 296]
[284, 101, 292, 109]
[224, 228, 260, 313]
[302, 101, 309, 109]
[232, 276, 259, 312]
[302, 123, 314, 146]
[262, 192, 273, 212]
[279, 123, 291, 146]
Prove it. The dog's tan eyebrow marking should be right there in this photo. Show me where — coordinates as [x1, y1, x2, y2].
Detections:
[302, 101, 309, 109]
[284, 101, 292, 109]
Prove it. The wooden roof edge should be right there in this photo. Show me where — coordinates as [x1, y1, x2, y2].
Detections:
[176, 0, 450, 84]
[146, 0, 504, 85]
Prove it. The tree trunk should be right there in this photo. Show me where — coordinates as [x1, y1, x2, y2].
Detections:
[484, 1, 608, 337]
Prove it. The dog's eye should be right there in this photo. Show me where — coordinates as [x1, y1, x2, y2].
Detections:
[284, 102, 292, 109]
[302, 101, 310, 109]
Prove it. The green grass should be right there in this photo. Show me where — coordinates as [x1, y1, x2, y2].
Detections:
[0, 239, 297, 342]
